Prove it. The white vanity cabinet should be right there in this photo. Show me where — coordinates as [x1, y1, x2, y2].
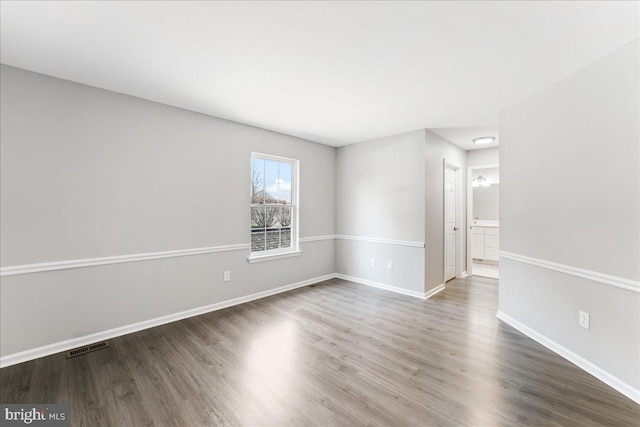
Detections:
[472, 227, 485, 260]
[471, 225, 499, 261]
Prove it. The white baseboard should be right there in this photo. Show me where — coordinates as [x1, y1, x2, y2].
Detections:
[334, 273, 444, 300]
[1, 272, 446, 368]
[496, 311, 640, 404]
[0, 273, 336, 368]
[425, 283, 446, 299]
[460, 271, 468, 278]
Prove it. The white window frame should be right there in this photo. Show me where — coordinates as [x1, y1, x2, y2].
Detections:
[248, 152, 300, 263]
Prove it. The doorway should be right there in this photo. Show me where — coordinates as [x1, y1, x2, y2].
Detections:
[467, 165, 499, 279]
[444, 161, 462, 283]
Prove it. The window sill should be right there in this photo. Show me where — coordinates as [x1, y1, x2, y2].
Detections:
[247, 250, 301, 264]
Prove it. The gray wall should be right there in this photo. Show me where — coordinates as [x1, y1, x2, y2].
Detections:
[467, 147, 499, 167]
[0, 65, 336, 357]
[335, 131, 425, 293]
[336, 131, 426, 242]
[424, 130, 467, 290]
[499, 40, 640, 390]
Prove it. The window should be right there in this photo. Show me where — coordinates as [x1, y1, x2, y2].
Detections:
[249, 153, 299, 260]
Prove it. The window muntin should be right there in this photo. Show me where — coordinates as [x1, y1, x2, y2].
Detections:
[250, 153, 298, 256]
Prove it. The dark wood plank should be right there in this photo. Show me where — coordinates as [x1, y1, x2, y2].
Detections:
[1, 276, 638, 426]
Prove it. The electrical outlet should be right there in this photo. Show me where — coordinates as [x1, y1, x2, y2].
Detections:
[370, 258, 376, 267]
[387, 260, 393, 269]
[223, 271, 231, 282]
[579, 310, 590, 330]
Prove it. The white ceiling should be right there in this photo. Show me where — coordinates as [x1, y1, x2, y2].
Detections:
[430, 127, 500, 151]
[1, 1, 638, 148]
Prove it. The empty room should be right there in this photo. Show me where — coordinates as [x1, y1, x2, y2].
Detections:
[1, 1, 638, 426]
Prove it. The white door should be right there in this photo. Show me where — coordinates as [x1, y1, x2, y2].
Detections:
[444, 165, 457, 281]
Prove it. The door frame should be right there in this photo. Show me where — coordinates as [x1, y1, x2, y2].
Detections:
[466, 163, 499, 277]
[443, 160, 463, 283]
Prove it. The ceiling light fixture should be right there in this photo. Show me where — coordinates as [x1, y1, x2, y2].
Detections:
[472, 136, 495, 145]
[472, 176, 491, 187]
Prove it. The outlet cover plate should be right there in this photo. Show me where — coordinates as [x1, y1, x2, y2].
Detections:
[579, 311, 590, 329]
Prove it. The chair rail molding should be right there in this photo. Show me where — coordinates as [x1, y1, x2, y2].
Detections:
[500, 251, 640, 293]
[334, 235, 425, 248]
[0, 244, 251, 277]
[1, 235, 426, 277]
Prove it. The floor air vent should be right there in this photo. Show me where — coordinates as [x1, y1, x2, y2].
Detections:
[65, 341, 110, 358]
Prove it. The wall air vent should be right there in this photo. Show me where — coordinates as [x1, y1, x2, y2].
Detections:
[65, 341, 110, 358]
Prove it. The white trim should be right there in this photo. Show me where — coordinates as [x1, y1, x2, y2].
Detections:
[444, 160, 463, 282]
[500, 251, 640, 293]
[466, 163, 500, 277]
[334, 235, 425, 248]
[496, 311, 640, 404]
[335, 273, 444, 300]
[466, 167, 473, 276]
[0, 243, 250, 277]
[0, 273, 336, 368]
[0, 270, 450, 367]
[425, 283, 446, 299]
[250, 152, 300, 257]
[336, 273, 423, 298]
[460, 271, 468, 278]
[0, 235, 427, 277]
[299, 235, 335, 243]
[250, 152, 299, 163]
[247, 250, 301, 263]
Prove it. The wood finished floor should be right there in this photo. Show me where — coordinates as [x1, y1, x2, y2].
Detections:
[1, 277, 638, 426]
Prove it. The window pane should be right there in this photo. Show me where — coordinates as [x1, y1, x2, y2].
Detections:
[252, 206, 280, 228]
[278, 206, 291, 228]
[264, 160, 279, 203]
[265, 160, 279, 181]
[271, 207, 280, 228]
[251, 228, 266, 252]
[265, 181, 278, 203]
[278, 162, 292, 203]
[251, 158, 265, 204]
[264, 206, 280, 228]
[280, 227, 291, 248]
[251, 207, 264, 228]
[266, 229, 280, 251]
